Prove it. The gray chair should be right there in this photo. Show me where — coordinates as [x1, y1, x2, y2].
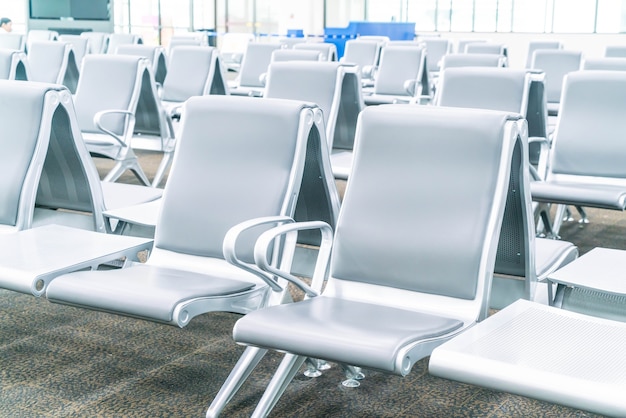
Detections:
[420, 37, 453, 74]
[293, 42, 337, 61]
[440, 52, 506, 70]
[207, 105, 529, 417]
[58, 34, 90, 66]
[80, 31, 110, 54]
[74, 54, 170, 186]
[456, 38, 488, 53]
[583, 57, 626, 71]
[167, 32, 209, 55]
[229, 42, 283, 97]
[604, 45, 626, 58]
[525, 40, 563, 68]
[0, 49, 29, 80]
[0, 80, 156, 296]
[339, 38, 384, 86]
[0, 80, 162, 232]
[45, 95, 333, 327]
[530, 49, 583, 117]
[263, 61, 363, 180]
[27, 40, 80, 93]
[25, 29, 58, 52]
[270, 48, 322, 62]
[531, 70, 626, 237]
[465, 42, 508, 58]
[105, 33, 142, 54]
[160, 46, 229, 119]
[363, 44, 429, 105]
[0, 32, 26, 50]
[116, 44, 168, 86]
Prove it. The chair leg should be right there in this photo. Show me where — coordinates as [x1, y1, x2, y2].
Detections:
[251, 353, 307, 418]
[102, 159, 151, 187]
[151, 150, 173, 188]
[206, 346, 268, 418]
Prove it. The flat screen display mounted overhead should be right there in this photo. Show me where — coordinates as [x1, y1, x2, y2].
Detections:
[29, 0, 111, 21]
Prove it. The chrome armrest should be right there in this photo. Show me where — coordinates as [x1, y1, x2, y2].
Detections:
[93, 109, 135, 147]
[222, 216, 295, 293]
[254, 220, 334, 298]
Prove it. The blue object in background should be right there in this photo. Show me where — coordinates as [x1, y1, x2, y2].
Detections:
[324, 21, 415, 58]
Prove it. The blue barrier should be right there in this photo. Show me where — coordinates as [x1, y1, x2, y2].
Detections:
[324, 21, 416, 58]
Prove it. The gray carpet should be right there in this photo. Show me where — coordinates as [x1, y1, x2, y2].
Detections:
[0, 151, 619, 417]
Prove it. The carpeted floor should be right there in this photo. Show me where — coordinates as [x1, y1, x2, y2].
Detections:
[0, 151, 621, 417]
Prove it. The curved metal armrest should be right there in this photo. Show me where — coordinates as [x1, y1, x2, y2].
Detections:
[223, 216, 295, 293]
[93, 109, 135, 147]
[362, 65, 376, 80]
[403, 79, 419, 96]
[528, 136, 549, 181]
[254, 220, 334, 298]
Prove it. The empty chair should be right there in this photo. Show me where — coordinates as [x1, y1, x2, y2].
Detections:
[435, 67, 550, 178]
[106, 33, 143, 53]
[58, 34, 90, 66]
[229, 42, 283, 97]
[45, 94, 335, 331]
[159, 45, 229, 120]
[116, 44, 168, 85]
[207, 104, 528, 417]
[465, 42, 508, 57]
[0, 32, 25, 50]
[525, 40, 563, 68]
[293, 42, 337, 61]
[270, 48, 322, 62]
[167, 32, 209, 54]
[27, 40, 80, 93]
[530, 49, 583, 117]
[263, 61, 363, 180]
[440, 52, 506, 70]
[604, 45, 626, 58]
[583, 57, 626, 71]
[74, 54, 167, 186]
[0, 49, 29, 80]
[457, 38, 488, 53]
[363, 44, 429, 105]
[80, 31, 110, 54]
[218, 32, 255, 72]
[420, 37, 453, 75]
[531, 70, 626, 237]
[340, 38, 384, 86]
[25, 29, 58, 51]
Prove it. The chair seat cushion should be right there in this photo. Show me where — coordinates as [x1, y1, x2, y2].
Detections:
[46, 264, 256, 323]
[531, 181, 626, 210]
[233, 296, 463, 373]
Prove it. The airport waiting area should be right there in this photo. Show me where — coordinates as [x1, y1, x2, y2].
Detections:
[2, 1, 626, 416]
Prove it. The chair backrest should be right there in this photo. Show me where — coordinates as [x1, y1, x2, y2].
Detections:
[270, 49, 321, 62]
[0, 81, 105, 232]
[465, 42, 507, 57]
[160, 46, 228, 102]
[440, 53, 506, 70]
[420, 37, 452, 73]
[80, 31, 110, 54]
[457, 39, 488, 53]
[116, 44, 168, 85]
[604, 45, 626, 58]
[58, 34, 90, 66]
[0, 49, 29, 80]
[374, 45, 427, 97]
[153, 96, 323, 263]
[525, 40, 563, 68]
[583, 57, 626, 71]
[0, 32, 26, 50]
[168, 33, 209, 52]
[73, 55, 148, 136]
[237, 42, 283, 88]
[26, 29, 58, 51]
[27, 40, 80, 93]
[264, 61, 363, 152]
[530, 49, 583, 105]
[106, 33, 143, 54]
[340, 39, 382, 75]
[293, 42, 337, 61]
[327, 105, 524, 321]
[549, 70, 626, 181]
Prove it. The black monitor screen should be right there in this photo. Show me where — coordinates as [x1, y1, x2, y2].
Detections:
[30, 0, 110, 21]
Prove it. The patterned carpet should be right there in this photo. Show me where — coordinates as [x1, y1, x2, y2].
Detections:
[0, 151, 620, 417]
